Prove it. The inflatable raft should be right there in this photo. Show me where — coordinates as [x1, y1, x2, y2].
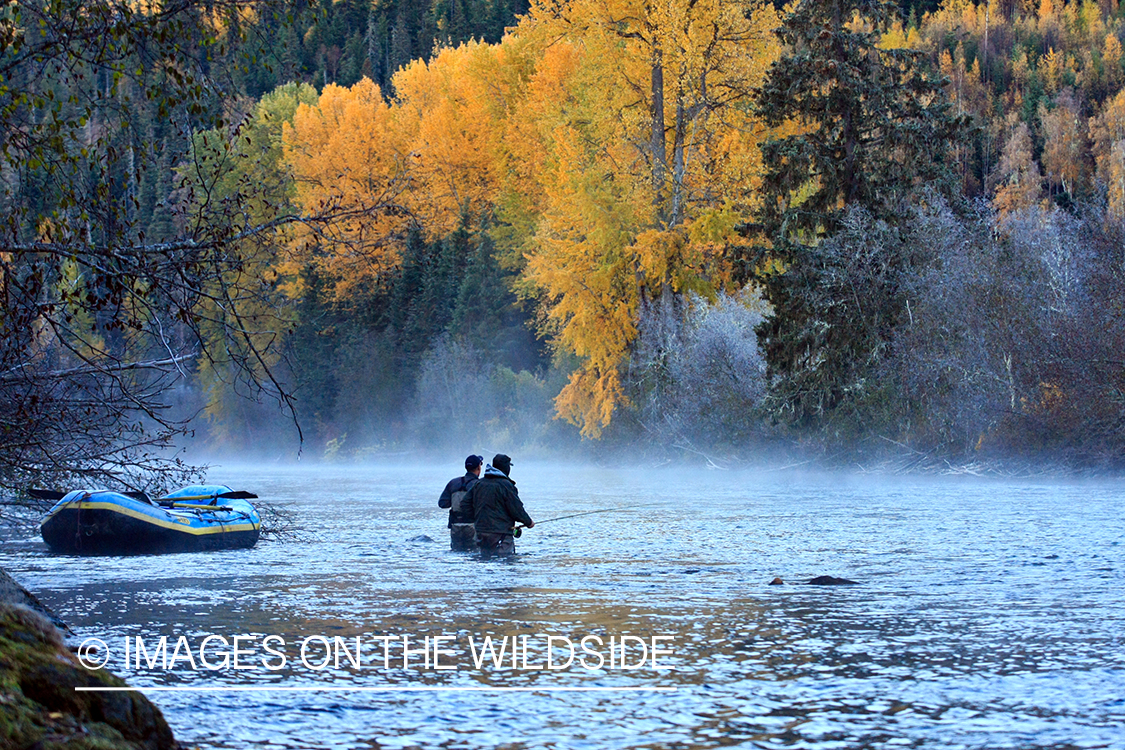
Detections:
[39, 485, 261, 555]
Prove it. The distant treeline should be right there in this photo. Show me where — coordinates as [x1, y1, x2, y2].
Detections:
[229, 0, 530, 97]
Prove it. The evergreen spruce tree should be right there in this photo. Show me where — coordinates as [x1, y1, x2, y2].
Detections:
[387, 227, 429, 363]
[451, 231, 513, 347]
[390, 8, 412, 79]
[450, 230, 546, 372]
[406, 224, 465, 347]
[750, 0, 963, 433]
[289, 267, 342, 439]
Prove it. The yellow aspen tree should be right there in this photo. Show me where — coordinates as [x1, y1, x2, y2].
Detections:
[1039, 91, 1089, 197]
[1080, 0, 1105, 45]
[968, 58, 988, 112]
[940, 48, 956, 88]
[992, 118, 1045, 215]
[390, 41, 510, 236]
[1080, 48, 1099, 95]
[1039, 0, 1059, 44]
[1042, 47, 1064, 94]
[1103, 32, 1123, 89]
[1089, 90, 1125, 215]
[879, 20, 920, 49]
[509, 0, 783, 436]
[282, 79, 409, 301]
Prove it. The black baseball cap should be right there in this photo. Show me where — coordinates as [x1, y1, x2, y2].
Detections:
[492, 453, 513, 476]
[465, 455, 484, 469]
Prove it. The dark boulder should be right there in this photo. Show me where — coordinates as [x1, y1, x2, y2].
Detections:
[0, 588, 176, 749]
[807, 575, 859, 585]
[0, 568, 71, 633]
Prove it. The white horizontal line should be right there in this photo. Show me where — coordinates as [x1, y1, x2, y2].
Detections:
[76, 685, 678, 693]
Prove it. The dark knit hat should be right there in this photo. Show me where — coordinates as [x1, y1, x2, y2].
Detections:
[492, 453, 512, 476]
[465, 454, 484, 470]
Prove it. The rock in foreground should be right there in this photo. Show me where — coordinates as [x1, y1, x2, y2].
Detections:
[0, 600, 175, 750]
[0, 569, 70, 633]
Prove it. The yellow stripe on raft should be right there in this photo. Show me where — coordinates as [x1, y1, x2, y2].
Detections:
[154, 494, 223, 502]
[42, 501, 260, 535]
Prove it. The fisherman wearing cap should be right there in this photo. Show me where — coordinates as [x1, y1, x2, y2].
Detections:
[462, 453, 534, 557]
[438, 454, 483, 551]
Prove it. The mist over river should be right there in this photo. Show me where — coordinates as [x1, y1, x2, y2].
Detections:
[2, 463, 1123, 749]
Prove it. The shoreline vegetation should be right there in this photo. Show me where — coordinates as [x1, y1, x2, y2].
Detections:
[5, 0, 1125, 499]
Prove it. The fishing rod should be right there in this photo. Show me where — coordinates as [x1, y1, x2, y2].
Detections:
[512, 507, 630, 537]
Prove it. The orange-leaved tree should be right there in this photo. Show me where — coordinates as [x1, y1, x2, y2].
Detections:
[281, 47, 516, 303]
[282, 79, 410, 301]
[391, 40, 517, 235]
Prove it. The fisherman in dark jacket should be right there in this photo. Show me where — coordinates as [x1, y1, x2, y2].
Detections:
[464, 453, 533, 557]
[438, 455, 483, 551]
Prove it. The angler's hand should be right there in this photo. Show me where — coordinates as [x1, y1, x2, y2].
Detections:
[525, 520, 535, 529]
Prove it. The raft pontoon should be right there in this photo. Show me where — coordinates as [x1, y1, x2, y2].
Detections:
[38, 485, 261, 555]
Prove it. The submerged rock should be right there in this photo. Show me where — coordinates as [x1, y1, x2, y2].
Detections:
[769, 577, 785, 585]
[0, 573, 176, 750]
[407, 534, 436, 543]
[807, 575, 859, 586]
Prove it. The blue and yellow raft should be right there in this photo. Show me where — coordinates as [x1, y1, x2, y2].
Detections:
[39, 484, 261, 555]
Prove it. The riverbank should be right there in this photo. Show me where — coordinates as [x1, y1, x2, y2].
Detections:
[0, 569, 175, 750]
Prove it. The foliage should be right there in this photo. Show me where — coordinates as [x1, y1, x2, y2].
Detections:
[991, 115, 1044, 214]
[180, 82, 319, 440]
[511, 0, 782, 436]
[892, 198, 1125, 464]
[11, 0, 1125, 472]
[626, 289, 769, 448]
[751, 0, 963, 431]
[407, 334, 559, 451]
[0, 0, 312, 493]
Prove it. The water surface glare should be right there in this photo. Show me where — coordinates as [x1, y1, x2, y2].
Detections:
[3, 464, 1123, 749]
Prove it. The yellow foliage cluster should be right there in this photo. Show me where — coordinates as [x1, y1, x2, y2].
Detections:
[282, 79, 406, 300]
[277, 0, 784, 437]
[993, 118, 1045, 214]
[1090, 90, 1125, 218]
[510, 0, 782, 435]
[392, 42, 512, 233]
[879, 20, 924, 49]
[282, 43, 513, 301]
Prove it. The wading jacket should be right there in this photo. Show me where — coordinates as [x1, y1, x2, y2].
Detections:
[464, 466, 532, 535]
[438, 472, 479, 527]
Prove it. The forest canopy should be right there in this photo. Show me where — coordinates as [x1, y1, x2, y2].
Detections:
[5, 0, 1125, 491]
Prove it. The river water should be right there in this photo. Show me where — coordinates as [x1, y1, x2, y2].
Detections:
[2, 463, 1122, 749]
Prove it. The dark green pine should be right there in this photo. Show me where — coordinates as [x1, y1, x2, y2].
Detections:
[749, 0, 965, 432]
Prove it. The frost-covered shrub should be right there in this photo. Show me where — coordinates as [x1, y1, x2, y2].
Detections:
[629, 289, 768, 447]
[891, 199, 1125, 463]
[407, 334, 557, 450]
